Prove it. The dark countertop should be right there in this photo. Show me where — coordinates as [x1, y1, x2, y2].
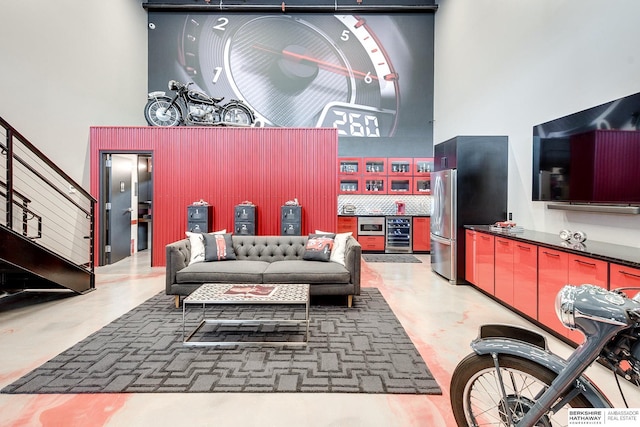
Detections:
[465, 225, 640, 269]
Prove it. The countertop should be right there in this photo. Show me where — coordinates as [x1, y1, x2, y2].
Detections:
[465, 225, 640, 269]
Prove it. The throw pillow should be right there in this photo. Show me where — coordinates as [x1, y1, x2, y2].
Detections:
[185, 229, 226, 265]
[203, 233, 236, 261]
[316, 230, 353, 266]
[303, 233, 335, 262]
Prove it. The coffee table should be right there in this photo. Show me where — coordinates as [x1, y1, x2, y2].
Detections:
[182, 283, 310, 346]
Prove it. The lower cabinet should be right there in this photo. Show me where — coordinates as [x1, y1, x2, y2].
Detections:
[412, 217, 431, 251]
[610, 263, 640, 299]
[467, 230, 630, 346]
[538, 247, 570, 340]
[476, 233, 495, 295]
[337, 216, 358, 236]
[358, 235, 385, 251]
[494, 237, 514, 306]
[465, 230, 478, 285]
[512, 241, 538, 319]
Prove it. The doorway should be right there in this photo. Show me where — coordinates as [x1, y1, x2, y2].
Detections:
[100, 152, 153, 266]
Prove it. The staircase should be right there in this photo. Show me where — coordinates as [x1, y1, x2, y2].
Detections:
[1, 116, 95, 297]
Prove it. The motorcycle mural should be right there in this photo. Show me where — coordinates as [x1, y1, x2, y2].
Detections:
[144, 80, 255, 127]
[450, 284, 640, 426]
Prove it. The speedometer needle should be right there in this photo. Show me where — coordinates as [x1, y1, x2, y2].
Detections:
[252, 44, 380, 82]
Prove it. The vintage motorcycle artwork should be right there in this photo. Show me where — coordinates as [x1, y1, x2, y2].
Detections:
[144, 80, 255, 127]
[450, 284, 640, 426]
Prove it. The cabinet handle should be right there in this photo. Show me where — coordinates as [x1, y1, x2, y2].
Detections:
[481, 235, 490, 240]
[542, 251, 559, 257]
[620, 270, 640, 279]
[497, 239, 509, 245]
[574, 259, 596, 267]
[516, 245, 531, 251]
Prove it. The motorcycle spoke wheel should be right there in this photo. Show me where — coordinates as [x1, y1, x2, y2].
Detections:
[450, 354, 593, 427]
[221, 105, 253, 126]
[144, 100, 181, 127]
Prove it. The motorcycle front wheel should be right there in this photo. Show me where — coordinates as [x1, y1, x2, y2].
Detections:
[221, 104, 254, 126]
[450, 353, 593, 427]
[144, 98, 181, 127]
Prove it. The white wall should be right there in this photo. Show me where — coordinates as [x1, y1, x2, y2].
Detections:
[0, 0, 148, 189]
[434, 0, 640, 246]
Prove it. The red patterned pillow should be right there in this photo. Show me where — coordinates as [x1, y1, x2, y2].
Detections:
[303, 234, 335, 262]
[203, 233, 236, 261]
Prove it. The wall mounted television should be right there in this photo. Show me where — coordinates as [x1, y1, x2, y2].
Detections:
[532, 92, 640, 205]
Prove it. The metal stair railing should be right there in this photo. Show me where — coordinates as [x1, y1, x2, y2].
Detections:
[1, 116, 96, 287]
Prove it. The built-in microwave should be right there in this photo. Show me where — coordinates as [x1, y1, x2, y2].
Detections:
[357, 216, 385, 236]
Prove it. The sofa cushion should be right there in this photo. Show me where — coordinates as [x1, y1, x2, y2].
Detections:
[203, 233, 236, 261]
[262, 260, 350, 284]
[302, 234, 335, 262]
[176, 260, 269, 283]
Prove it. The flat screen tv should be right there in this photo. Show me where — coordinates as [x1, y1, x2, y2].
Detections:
[532, 92, 640, 204]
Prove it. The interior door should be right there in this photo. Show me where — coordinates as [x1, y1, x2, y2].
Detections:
[106, 154, 133, 264]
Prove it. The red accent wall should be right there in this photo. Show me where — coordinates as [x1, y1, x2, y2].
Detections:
[90, 127, 338, 266]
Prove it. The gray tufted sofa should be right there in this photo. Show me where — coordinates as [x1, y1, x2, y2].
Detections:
[166, 235, 361, 308]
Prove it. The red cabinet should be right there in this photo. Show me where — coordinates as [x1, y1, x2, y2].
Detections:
[338, 158, 361, 175]
[465, 230, 478, 285]
[610, 263, 640, 299]
[338, 176, 361, 194]
[363, 158, 387, 176]
[413, 158, 434, 175]
[362, 177, 387, 194]
[538, 247, 569, 339]
[412, 217, 431, 252]
[389, 177, 413, 194]
[565, 254, 608, 343]
[494, 237, 514, 306]
[358, 235, 385, 251]
[337, 216, 357, 237]
[388, 158, 412, 175]
[512, 242, 538, 319]
[476, 233, 495, 295]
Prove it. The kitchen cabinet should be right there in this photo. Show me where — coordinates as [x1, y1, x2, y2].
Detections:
[565, 254, 608, 343]
[362, 177, 386, 194]
[512, 241, 538, 319]
[363, 158, 387, 176]
[357, 235, 385, 251]
[389, 177, 412, 194]
[338, 158, 361, 174]
[476, 232, 495, 295]
[337, 216, 357, 237]
[338, 176, 361, 194]
[494, 237, 514, 306]
[610, 263, 640, 299]
[538, 247, 569, 339]
[465, 230, 478, 285]
[412, 217, 431, 252]
[388, 158, 412, 175]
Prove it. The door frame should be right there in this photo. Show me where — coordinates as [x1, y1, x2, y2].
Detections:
[99, 150, 154, 266]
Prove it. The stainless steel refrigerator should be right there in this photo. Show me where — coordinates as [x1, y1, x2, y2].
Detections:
[430, 136, 508, 284]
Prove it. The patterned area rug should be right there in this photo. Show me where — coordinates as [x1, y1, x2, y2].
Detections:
[2, 288, 440, 395]
[362, 254, 422, 263]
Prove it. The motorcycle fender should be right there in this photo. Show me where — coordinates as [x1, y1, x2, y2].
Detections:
[148, 91, 166, 99]
[471, 325, 612, 407]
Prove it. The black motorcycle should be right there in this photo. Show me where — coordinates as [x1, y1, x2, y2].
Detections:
[144, 80, 255, 127]
[450, 284, 640, 426]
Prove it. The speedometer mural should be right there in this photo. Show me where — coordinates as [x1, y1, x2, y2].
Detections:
[148, 12, 434, 148]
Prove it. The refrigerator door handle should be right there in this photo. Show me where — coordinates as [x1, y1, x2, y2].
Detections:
[431, 233, 453, 245]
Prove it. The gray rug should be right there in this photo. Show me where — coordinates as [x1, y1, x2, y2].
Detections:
[362, 254, 422, 263]
[1, 288, 441, 395]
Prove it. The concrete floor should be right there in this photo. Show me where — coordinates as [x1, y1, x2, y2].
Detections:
[1, 252, 638, 426]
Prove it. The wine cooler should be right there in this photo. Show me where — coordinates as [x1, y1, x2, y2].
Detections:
[385, 216, 412, 253]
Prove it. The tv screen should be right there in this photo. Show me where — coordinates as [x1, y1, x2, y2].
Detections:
[532, 92, 640, 204]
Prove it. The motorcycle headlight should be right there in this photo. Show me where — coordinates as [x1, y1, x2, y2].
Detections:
[555, 285, 578, 329]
